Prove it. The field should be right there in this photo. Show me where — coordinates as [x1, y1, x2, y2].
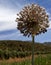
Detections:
[0, 54, 51, 65]
[0, 41, 51, 65]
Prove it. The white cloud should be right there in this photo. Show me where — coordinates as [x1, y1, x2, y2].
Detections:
[0, 8, 17, 21]
[48, 20, 51, 29]
[0, 22, 17, 31]
[48, 12, 51, 29]
[46, 11, 51, 29]
[0, 7, 18, 31]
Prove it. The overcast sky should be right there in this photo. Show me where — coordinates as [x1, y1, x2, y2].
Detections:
[0, 0, 51, 43]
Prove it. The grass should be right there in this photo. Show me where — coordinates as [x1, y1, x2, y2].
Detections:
[0, 54, 51, 65]
[0, 60, 31, 65]
[34, 54, 51, 65]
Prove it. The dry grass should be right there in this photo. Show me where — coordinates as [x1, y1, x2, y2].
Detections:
[0, 54, 46, 63]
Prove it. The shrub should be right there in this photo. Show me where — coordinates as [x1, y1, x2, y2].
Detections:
[0, 49, 4, 59]
[3, 49, 10, 59]
[10, 50, 17, 58]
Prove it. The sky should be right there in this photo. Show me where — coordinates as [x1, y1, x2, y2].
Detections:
[0, 0, 51, 43]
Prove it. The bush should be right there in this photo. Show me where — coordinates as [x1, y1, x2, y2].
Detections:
[10, 50, 17, 58]
[0, 49, 4, 59]
[0, 41, 51, 59]
[3, 49, 10, 59]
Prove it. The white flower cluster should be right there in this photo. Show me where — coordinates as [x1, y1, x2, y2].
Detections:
[16, 4, 49, 37]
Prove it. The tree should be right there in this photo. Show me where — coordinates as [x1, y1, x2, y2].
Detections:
[16, 3, 49, 65]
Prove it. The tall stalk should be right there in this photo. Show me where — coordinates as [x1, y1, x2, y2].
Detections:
[32, 35, 34, 65]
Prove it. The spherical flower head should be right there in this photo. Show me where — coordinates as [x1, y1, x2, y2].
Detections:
[16, 3, 49, 37]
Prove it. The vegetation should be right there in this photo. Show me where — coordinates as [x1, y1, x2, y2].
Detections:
[0, 54, 51, 65]
[16, 3, 49, 65]
[0, 40, 51, 59]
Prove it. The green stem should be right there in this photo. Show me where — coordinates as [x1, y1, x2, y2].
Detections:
[32, 35, 34, 65]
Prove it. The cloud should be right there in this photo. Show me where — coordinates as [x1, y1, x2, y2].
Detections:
[0, 21, 17, 31]
[45, 11, 51, 29]
[0, 0, 25, 31]
[49, 21, 51, 29]
[47, 12, 51, 29]
[0, 6, 18, 31]
[0, 7, 17, 22]
[0, 0, 51, 42]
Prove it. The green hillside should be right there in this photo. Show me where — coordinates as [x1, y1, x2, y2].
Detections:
[0, 40, 51, 59]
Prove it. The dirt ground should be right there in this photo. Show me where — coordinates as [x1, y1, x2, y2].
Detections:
[0, 54, 46, 63]
[0, 55, 37, 63]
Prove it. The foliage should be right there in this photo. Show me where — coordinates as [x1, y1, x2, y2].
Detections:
[0, 54, 51, 65]
[0, 40, 51, 59]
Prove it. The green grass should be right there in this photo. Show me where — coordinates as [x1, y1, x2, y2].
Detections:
[34, 54, 51, 65]
[0, 54, 51, 65]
